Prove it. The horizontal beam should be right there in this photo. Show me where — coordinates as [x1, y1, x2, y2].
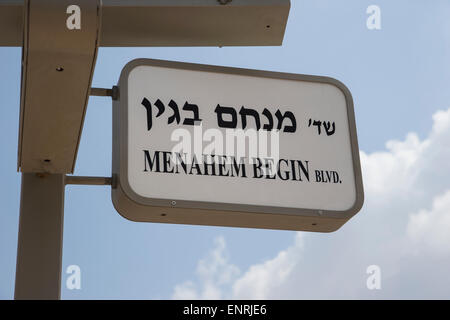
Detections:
[65, 175, 112, 186]
[0, 1, 23, 46]
[0, 0, 290, 47]
[90, 87, 118, 99]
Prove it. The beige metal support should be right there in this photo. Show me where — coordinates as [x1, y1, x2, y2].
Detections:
[0, 1, 23, 46]
[18, 0, 101, 174]
[1, 0, 291, 47]
[15, 173, 65, 300]
[90, 86, 119, 100]
[14, 173, 112, 300]
[65, 175, 112, 186]
[99, 0, 290, 47]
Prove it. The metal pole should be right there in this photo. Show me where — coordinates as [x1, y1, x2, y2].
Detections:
[14, 173, 65, 300]
[65, 175, 112, 186]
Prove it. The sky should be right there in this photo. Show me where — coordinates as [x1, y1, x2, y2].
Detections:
[1, 0, 450, 299]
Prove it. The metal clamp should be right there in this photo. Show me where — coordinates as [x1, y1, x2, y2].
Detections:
[90, 86, 119, 100]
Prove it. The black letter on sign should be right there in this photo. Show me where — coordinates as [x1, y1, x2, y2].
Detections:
[168, 100, 181, 125]
[262, 108, 274, 131]
[141, 98, 165, 131]
[239, 107, 261, 131]
[309, 119, 322, 135]
[215, 104, 237, 128]
[275, 110, 297, 133]
[324, 121, 336, 136]
[183, 102, 202, 125]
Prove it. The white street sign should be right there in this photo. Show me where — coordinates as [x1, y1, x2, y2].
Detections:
[112, 59, 364, 232]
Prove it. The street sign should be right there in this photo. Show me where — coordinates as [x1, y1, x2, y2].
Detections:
[112, 59, 364, 232]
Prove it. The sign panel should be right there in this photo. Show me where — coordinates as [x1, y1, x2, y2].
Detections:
[112, 59, 364, 232]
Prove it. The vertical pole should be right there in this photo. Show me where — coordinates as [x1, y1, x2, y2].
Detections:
[14, 173, 65, 300]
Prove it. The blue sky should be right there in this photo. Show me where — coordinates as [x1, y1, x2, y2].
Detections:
[1, 0, 450, 299]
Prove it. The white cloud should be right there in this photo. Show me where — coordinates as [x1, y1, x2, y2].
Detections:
[172, 236, 240, 300]
[407, 190, 450, 255]
[172, 108, 450, 299]
[232, 233, 303, 299]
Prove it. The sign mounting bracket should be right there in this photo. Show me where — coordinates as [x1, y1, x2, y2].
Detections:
[90, 86, 119, 100]
[65, 175, 113, 186]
